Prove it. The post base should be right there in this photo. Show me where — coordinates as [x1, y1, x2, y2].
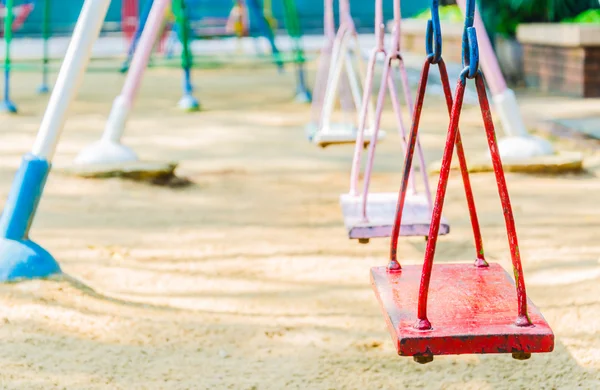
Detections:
[74, 140, 138, 166]
[178, 94, 200, 112]
[0, 100, 18, 114]
[0, 238, 60, 282]
[294, 88, 312, 104]
[0, 154, 60, 282]
[494, 135, 555, 161]
[304, 122, 318, 141]
[37, 84, 50, 94]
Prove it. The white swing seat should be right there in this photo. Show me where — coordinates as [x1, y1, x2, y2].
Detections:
[312, 123, 386, 148]
[339, 192, 450, 242]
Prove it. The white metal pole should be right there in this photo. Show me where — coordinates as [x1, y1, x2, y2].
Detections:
[31, 0, 112, 161]
[455, 0, 554, 160]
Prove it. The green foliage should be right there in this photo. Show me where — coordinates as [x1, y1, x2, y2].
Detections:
[414, 5, 464, 23]
[481, 0, 600, 37]
[410, 1, 599, 38]
[562, 9, 600, 23]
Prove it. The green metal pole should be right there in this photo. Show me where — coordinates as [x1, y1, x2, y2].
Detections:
[281, 0, 310, 102]
[38, 0, 51, 93]
[172, 0, 199, 111]
[1, 0, 17, 112]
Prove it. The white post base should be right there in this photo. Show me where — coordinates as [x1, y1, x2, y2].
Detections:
[495, 135, 555, 162]
[74, 140, 139, 166]
[492, 88, 555, 161]
[178, 94, 200, 112]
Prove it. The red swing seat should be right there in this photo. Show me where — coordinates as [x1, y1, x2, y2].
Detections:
[371, 263, 554, 362]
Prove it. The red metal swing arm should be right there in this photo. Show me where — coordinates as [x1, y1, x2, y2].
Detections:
[388, 0, 531, 331]
[387, 61, 485, 271]
[412, 70, 531, 330]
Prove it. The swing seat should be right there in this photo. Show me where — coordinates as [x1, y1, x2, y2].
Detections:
[340, 192, 449, 241]
[312, 124, 386, 148]
[371, 263, 554, 362]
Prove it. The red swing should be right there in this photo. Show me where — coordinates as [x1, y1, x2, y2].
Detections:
[370, 0, 554, 363]
[122, 0, 139, 46]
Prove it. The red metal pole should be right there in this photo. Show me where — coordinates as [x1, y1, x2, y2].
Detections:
[388, 58, 431, 271]
[437, 60, 487, 267]
[475, 73, 531, 326]
[415, 78, 467, 330]
[122, 0, 139, 45]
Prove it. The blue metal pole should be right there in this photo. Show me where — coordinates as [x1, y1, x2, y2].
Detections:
[120, 0, 155, 73]
[246, 0, 284, 72]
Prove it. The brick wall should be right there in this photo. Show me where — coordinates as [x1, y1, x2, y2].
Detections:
[522, 44, 600, 98]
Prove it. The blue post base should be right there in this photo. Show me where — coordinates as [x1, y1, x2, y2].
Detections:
[177, 94, 200, 112]
[0, 154, 61, 282]
[305, 122, 318, 141]
[294, 87, 312, 104]
[0, 100, 17, 114]
[119, 62, 130, 74]
[37, 84, 50, 94]
[0, 239, 60, 282]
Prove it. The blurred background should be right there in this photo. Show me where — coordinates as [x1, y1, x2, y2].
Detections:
[12, 0, 600, 36]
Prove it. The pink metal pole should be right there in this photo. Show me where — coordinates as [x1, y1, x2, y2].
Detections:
[392, 0, 432, 206]
[324, 0, 334, 40]
[309, 0, 335, 125]
[337, 0, 358, 116]
[349, 0, 385, 195]
[121, 0, 170, 105]
[454, 0, 534, 140]
[100, 0, 169, 144]
[74, 0, 170, 167]
[360, 0, 433, 218]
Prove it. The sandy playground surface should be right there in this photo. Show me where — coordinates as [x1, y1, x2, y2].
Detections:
[0, 62, 598, 389]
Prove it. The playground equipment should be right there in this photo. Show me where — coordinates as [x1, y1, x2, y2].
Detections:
[0, 0, 112, 281]
[279, 0, 310, 102]
[310, 0, 383, 147]
[0, 0, 50, 105]
[434, 0, 583, 173]
[340, 0, 446, 244]
[72, 0, 176, 180]
[245, 0, 284, 71]
[38, 0, 50, 93]
[0, 0, 33, 35]
[371, 0, 554, 363]
[0, 0, 18, 113]
[120, 0, 156, 73]
[122, 0, 139, 46]
[173, 0, 200, 111]
[225, 0, 249, 37]
[305, 0, 352, 138]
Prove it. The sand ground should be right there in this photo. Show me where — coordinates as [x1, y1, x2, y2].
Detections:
[0, 63, 598, 389]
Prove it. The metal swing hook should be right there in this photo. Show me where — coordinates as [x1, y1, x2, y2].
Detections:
[460, 0, 479, 79]
[425, 0, 442, 64]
